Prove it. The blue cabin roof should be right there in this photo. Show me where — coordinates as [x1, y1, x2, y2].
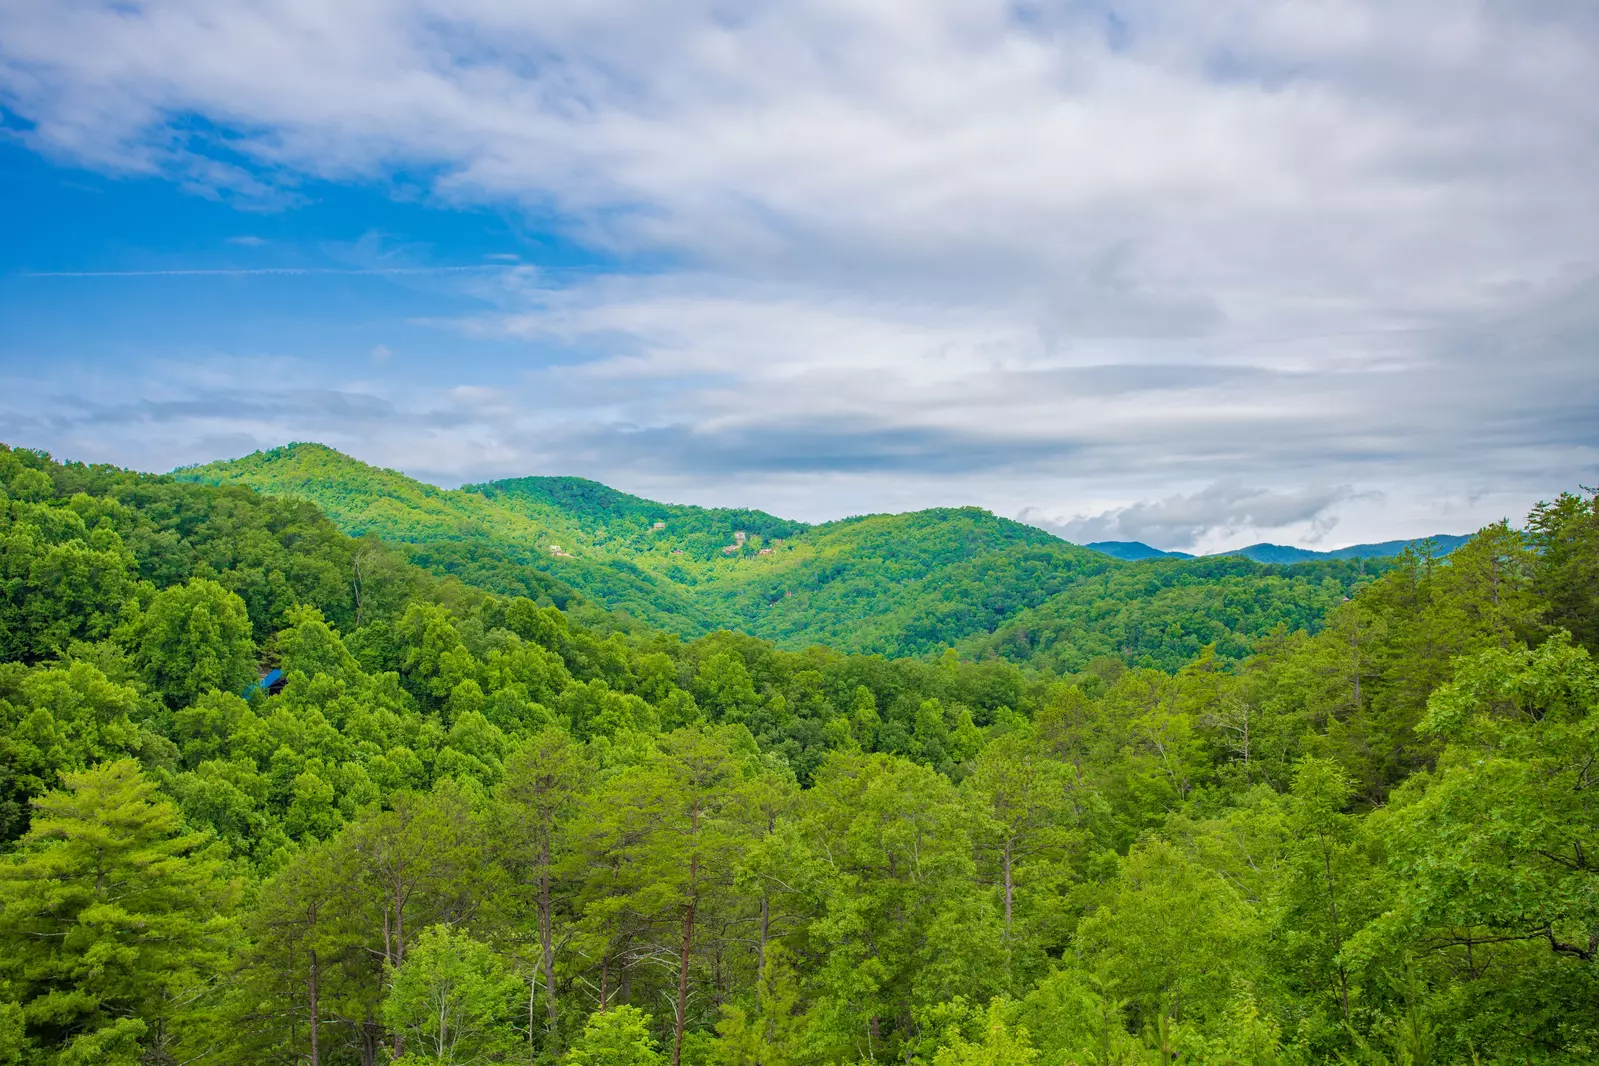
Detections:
[243, 669, 285, 697]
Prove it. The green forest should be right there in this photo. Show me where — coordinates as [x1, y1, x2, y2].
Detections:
[175, 444, 1408, 672]
[4, 439, 1599, 1065]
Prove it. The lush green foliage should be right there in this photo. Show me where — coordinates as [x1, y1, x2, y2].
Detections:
[474, 476, 807, 550]
[963, 554, 1393, 674]
[176, 444, 1392, 668]
[0, 759, 236, 1065]
[383, 925, 526, 1065]
[6, 440, 1598, 1065]
[174, 443, 716, 634]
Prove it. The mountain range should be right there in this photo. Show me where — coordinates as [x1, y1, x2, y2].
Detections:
[1087, 534, 1470, 564]
[173, 443, 1464, 672]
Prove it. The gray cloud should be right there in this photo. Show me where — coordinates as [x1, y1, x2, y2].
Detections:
[535, 419, 1086, 479]
[0, 1, 1596, 545]
[1023, 482, 1365, 551]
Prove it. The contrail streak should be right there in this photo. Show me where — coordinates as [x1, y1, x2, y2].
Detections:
[20, 265, 508, 278]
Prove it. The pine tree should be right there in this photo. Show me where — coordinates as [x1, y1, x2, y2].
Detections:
[0, 759, 237, 1065]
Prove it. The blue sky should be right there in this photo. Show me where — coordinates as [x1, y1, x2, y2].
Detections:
[2, 1, 1597, 551]
[0, 133, 613, 393]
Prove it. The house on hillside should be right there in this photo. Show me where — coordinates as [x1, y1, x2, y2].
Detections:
[722, 544, 739, 554]
[243, 668, 287, 699]
[652, 520, 666, 530]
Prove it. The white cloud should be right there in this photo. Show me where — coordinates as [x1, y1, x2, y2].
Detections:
[1021, 482, 1365, 551]
[0, 0, 1596, 544]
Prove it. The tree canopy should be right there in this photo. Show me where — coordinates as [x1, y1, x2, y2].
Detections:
[3, 440, 1597, 1064]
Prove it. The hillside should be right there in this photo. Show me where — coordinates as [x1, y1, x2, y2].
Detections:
[472, 475, 808, 553]
[7, 439, 1599, 1065]
[962, 553, 1375, 672]
[178, 443, 1410, 665]
[174, 444, 728, 634]
[687, 507, 1114, 656]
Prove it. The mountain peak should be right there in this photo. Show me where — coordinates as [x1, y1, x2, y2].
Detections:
[1086, 541, 1195, 561]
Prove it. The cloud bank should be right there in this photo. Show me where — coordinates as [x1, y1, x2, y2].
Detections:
[1, 1, 1596, 546]
[1021, 482, 1364, 551]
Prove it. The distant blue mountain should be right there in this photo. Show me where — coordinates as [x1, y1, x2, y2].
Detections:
[1085, 541, 1195, 561]
[1087, 533, 1471, 565]
[1221, 534, 1472, 564]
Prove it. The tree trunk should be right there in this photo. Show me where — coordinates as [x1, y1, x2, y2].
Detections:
[1350, 614, 1362, 711]
[673, 802, 702, 1066]
[1002, 839, 1014, 942]
[392, 881, 407, 1058]
[539, 835, 559, 1030]
[393, 881, 406, 966]
[308, 944, 320, 1066]
[352, 552, 364, 628]
[674, 899, 695, 1066]
[758, 895, 770, 975]
[1322, 839, 1351, 1023]
[528, 978, 538, 1064]
[358, 1014, 380, 1066]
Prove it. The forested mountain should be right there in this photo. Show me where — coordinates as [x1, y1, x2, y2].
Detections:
[4, 440, 1599, 1064]
[173, 444, 725, 634]
[471, 474, 808, 549]
[961, 554, 1383, 673]
[1219, 535, 1472, 565]
[1086, 535, 1469, 564]
[1087, 541, 1197, 561]
[176, 444, 1404, 669]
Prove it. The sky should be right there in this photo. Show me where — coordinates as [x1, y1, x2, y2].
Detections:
[1, 1, 1596, 553]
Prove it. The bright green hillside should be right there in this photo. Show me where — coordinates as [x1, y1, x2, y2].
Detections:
[175, 444, 729, 634]
[473, 474, 808, 553]
[177, 443, 1396, 667]
[689, 508, 1112, 655]
[962, 553, 1377, 673]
